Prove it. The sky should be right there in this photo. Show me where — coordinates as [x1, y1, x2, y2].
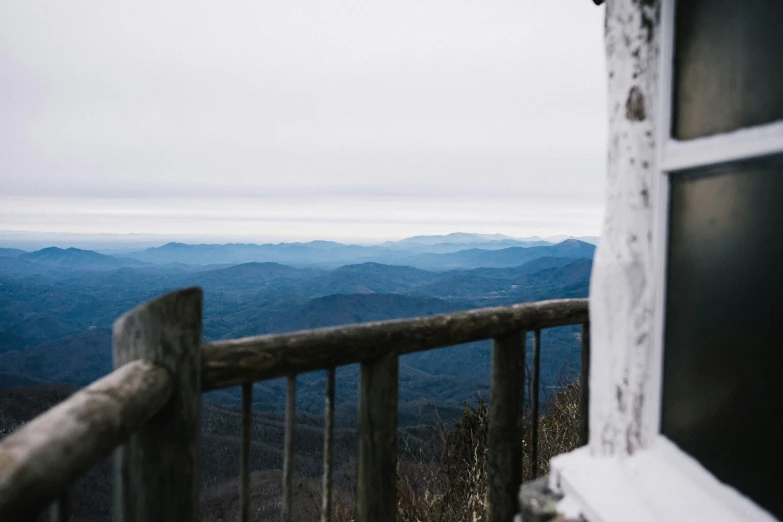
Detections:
[0, 0, 607, 246]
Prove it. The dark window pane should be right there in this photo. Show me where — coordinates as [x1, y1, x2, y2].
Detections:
[673, 0, 783, 139]
[663, 159, 783, 518]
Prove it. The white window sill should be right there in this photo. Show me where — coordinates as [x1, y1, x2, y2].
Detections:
[548, 435, 778, 522]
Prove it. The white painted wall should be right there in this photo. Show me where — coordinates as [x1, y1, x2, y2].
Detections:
[588, 0, 662, 457]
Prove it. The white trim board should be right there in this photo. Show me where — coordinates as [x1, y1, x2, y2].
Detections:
[661, 120, 783, 173]
[551, 436, 778, 522]
[645, 0, 676, 440]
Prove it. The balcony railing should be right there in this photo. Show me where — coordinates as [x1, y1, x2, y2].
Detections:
[0, 288, 589, 522]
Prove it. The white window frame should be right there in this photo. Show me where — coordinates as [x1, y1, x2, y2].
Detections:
[551, 1, 783, 521]
[650, 0, 783, 441]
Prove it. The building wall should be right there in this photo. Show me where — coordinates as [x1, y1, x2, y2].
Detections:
[589, 0, 662, 456]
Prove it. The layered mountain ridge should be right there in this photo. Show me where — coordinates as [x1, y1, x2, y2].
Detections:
[0, 233, 594, 426]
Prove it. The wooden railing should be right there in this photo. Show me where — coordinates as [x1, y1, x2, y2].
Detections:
[0, 288, 589, 522]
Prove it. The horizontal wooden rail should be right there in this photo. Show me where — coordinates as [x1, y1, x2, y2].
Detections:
[0, 360, 172, 519]
[202, 298, 588, 390]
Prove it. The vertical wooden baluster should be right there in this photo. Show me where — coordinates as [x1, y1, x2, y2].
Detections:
[531, 329, 541, 479]
[282, 375, 296, 522]
[321, 368, 335, 522]
[112, 288, 203, 522]
[356, 351, 398, 522]
[486, 330, 525, 522]
[49, 491, 69, 522]
[579, 321, 591, 446]
[240, 383, 253, 522]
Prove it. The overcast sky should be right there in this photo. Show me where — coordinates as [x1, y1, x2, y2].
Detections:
[0, 0, 606, 245]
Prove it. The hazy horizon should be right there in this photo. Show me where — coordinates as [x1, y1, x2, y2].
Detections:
[0, 229, 600, 253]
[2, 1, 607, 242]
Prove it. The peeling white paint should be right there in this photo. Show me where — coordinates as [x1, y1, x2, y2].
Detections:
[588, 0, 661, 457]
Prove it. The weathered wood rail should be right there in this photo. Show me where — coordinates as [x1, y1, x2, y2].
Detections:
[201, 297, 587, 389]
[0, 361, 171, 519]
[0, 288, 589, 522]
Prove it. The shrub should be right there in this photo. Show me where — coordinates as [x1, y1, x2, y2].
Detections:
[391, 378, 583, 522]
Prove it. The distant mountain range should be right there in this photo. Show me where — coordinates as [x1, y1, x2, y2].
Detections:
[405, 239, 595, 270]
[0, 232, 600, 254]
[0, 247, 148, 275]
[0, 232, 593, 437]
[122, 238, 595, 268]
[0, 248, 26, 258]
[0, 232, 600, 267]
[387, 232, 599, 246]
[0, 238, 595, 272]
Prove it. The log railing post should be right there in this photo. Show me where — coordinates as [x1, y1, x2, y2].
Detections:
[355, 351, 398, 522]
[579, 321, 591, 446]
[321, 367, 335, 522]
[486, 330, 525, 522]
[112, 287, 203, 522]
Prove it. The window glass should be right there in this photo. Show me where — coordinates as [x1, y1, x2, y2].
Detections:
[663, 158, 783, 519]
[673, 0, 783, 139]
